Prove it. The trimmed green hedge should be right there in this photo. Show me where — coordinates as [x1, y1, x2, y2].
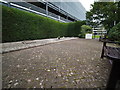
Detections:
[108, 22, 120, 42]
[2, 5, 84, 42]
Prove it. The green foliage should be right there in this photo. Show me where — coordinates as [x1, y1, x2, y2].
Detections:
[86, 2, 120, 31]
[67, 21, 84, 37]
[78, 25, 92, 38]
[2, 5, 84, 42]
[81, 25, 92, 33]
[108, 22, 120, 42]
[92, 35, 100, 39]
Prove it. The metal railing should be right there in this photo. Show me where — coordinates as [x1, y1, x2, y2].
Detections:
[60, 17, 72, 22]
[48, 11, 58, 19]
[1, 0, 74, 23]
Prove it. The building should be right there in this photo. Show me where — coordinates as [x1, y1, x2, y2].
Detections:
[1, 0, 86, 22]
[92, 27, 107, 36]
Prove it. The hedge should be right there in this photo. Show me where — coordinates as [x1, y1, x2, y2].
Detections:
[108, 22, 120, 42]
[2, 5, 84, 43]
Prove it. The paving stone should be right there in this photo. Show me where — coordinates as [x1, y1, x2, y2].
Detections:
[2, 39, 111, 88]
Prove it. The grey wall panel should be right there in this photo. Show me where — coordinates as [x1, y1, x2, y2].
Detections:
[50, 2, 86, 20]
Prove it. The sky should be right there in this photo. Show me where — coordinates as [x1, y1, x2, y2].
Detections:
[78, 0, 95, 11]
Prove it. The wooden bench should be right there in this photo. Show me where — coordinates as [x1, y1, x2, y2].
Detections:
[101, 40, 120, 90]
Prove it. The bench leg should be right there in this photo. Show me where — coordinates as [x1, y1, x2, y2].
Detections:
[106, 61, 120, 90]
[101, 42, 106, 58]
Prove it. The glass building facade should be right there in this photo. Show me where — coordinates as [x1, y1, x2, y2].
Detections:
[1, 0, 86, 22]
[51, 1, 86, 20]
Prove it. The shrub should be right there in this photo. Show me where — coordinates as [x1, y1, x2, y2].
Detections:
[2, 6, 83, 42]
[78, 25, 92, 38]
[2, 5, 84, 42]
[108, 22, 120, 42]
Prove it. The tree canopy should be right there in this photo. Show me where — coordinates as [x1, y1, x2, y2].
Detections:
[86, 2, 120, 32]
[81, 25, 92, 33]
[78, 25, 92, 38]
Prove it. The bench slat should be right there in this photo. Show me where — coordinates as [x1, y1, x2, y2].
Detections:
[104, 46, 120, 60]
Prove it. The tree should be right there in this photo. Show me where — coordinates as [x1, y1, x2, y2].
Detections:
[108, 22, 120, 42]
[81, 25, 92, 33]
[78, 25, 92, 38]
[86, 2, 120, 33]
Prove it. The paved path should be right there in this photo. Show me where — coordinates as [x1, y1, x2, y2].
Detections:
[1, 37, 76, 53]
[2, 39, 111, 88]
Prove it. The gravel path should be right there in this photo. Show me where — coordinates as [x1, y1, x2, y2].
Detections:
[2, 39, 111, 88]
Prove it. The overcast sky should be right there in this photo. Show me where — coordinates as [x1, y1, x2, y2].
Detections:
[78, 0, 95, 11]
